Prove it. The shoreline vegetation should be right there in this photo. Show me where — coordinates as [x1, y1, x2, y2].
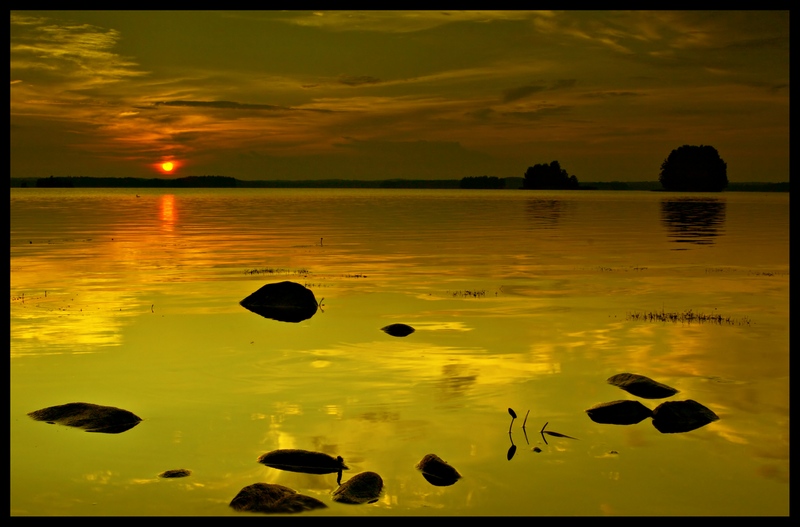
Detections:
[9, 175, 789, 192]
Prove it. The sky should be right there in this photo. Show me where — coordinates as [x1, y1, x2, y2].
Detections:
[10, 10, 790, 182]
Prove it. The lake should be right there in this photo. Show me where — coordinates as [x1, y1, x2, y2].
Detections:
[10, 188, 789, 516]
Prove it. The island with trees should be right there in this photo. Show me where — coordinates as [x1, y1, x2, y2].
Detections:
[658, 145, 728, 192]
[521, 161, 580, 190]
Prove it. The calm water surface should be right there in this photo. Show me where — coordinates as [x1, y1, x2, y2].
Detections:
[10, 188, 789, 516]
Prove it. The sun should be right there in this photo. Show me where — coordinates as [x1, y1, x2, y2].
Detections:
[162, 162, 174, 172]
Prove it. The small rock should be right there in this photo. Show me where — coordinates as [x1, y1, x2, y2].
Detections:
[381, 323, 415, 337]
[585, 400, 653, 425]
[332, 471, 383, 504]
[257, 449, 348, 475]
[230, 482, 327, 514]
[158, 469, 191, 478]
[240, 281, 319, 323]
[607, 373, 679, 399]
[416, 453, 462, 486]
[27, 402, 142, 434]
[652, 399, 719, 433]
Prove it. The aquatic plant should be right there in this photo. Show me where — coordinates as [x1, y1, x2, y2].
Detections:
[539, 422, 578, 444]
[626, 309, 751, 326]
[448, 289, 488, 298]
[243, 267, 310, 276]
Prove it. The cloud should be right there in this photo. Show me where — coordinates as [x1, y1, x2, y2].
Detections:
[503, 79, 576, 103]
[276, 10, 537, 34]
[10, 13, 146, 85]
[501, 105, 572, 121]
[9, 11, 789, 183]
[502, 84, 547, 103]
[154, 100, 290, 111]
[581, 90, 643, 99]
[338, 75, 382, 86]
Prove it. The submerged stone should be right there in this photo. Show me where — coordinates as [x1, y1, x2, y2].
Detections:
[258, 449, 348, 478]
[27, 402, 142, 434]
[607, 373, 679, 399]
[585, 400, 653, 425]
[240, 281, 319, 323]
[381, 323, 415, 337]
[229, 482, 327, 514]
[158, 469, 192, 478]
[331, 471, 384, 504]
[416, 453, 462, 486]
[651, 399, 720, 433]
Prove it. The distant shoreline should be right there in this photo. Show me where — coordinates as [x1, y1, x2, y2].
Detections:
[9, 176, 789, 192]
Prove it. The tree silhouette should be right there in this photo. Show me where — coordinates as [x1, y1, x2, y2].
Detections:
[522, 161, 580, 190]
[659, 145, 728, 192]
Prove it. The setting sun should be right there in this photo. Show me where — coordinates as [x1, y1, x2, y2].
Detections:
[162, 162, 174, 172]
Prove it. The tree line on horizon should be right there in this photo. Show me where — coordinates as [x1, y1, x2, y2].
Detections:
[33, 175, 238, 188]
[15, 145, 784, 192]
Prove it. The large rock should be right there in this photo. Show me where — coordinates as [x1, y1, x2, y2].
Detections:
[331, 471, 383, 504]
[651, 399, 719, 433]
[27, 402, 142, 434]
[585, 400, 653, 425]
[240, 281, 319, 323]
[607, 373, 679, 399]
[416, 453, 462, 486]
[229, 483, 327, 514]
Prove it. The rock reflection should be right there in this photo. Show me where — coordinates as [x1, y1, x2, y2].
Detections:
[436, 364, 478, 401]
[660, 198, 726, 246]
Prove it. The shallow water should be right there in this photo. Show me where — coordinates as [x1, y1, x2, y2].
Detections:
[10, 188, 789, 516]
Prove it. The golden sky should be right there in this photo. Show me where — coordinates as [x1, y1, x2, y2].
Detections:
[10, 10, 789, 182]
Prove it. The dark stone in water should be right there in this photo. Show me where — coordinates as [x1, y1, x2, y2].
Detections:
[585, 400, 653, 425]
[331, 471, 384, 504]
[381, 323, 415, 337]
[651, 399, 720, 433]
[258, 449, 348, 476]
[416, 453, 462, 486]
[158, 469, 192, 478]
[240, 281, 319, 323]
[607, 373, 679, 399]
[27, 402, 142, 434]
[229, 482, 327, 514]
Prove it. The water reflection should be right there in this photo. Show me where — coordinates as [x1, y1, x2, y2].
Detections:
[525, 198, 565, 229]
[160, 194, 176, 231]
[10, 189, 789, 516]
[660, 198, 726, 246]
